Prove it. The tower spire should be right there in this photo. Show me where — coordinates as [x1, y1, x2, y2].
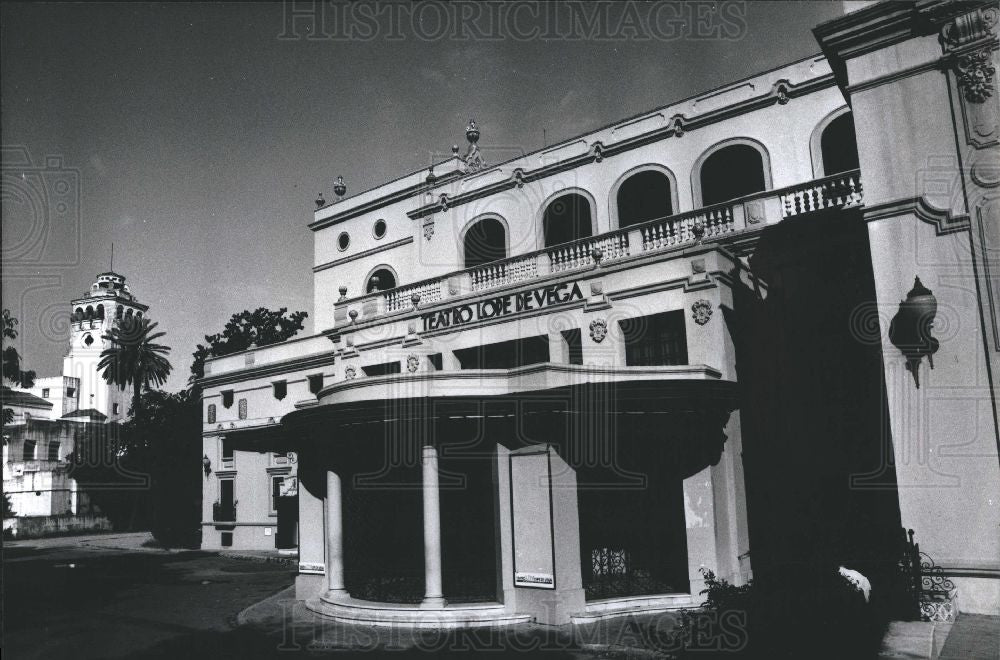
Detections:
[110, 243, 114, 272]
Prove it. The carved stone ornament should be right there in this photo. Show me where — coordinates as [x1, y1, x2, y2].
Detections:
[344, 366, 356, 380]
[463, 119, 486, 172]
[423, 219, 435, 241]
[692, 299, 713, 325]
[407, 354, 420, 373]
[955, 48, 996, 103]
[940, 6, 998, 51]
[746, 199, 765, 224]
[589, 318, 608, 343]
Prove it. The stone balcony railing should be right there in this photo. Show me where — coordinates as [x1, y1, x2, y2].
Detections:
[335, 170, 862, 326]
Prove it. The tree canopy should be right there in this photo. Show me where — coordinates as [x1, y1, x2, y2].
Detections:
[2, 309, 36, 426]
[189, 307, 307, 385]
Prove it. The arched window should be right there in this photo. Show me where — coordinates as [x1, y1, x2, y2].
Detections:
[543, 193, 593, 248]
[96, 305, 105, 319]
[463, 217, 507, 268]
[125, 308, 134, 319]
[616, 170, 674, 228]
[75, 307, 84, 321]
[697, 142, 769, 206]
[366, 267, 397, 293]
[820, 112, 859, 176]
[135, 311, 143, 320]
[115, 306, 123, 320]
[85, 306, 94, 320]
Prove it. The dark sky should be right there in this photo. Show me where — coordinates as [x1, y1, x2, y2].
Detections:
[2, 1, 846, 391]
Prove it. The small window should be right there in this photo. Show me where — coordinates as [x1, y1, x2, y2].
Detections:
[23, 439, 36, 461]
[271, 476, 284, 515]
[207, 404, 217, 424]
[221, 390, 234, 408]
[562, 329, 583, 365]
[221, 531, 233, 547]
[113, 403, 120, 415]
[373, 219, 387, 239]
[307, 374, 324, 394]
[84, 334, 94, 347]
[272, 381, 287, 401]
[222, 438, 234, 461]
[66, 387, 76, 398]
[47, 441, 60, 462]
[362, 361, 402, 377]
[337, 232, 350, 251]
[238, 398, 248, 420]
[41, 388, 50, 398]
[620, 310, 688, 366]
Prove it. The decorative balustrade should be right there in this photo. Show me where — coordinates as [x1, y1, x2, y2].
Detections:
[548, 230, 630, 273]
[781, 170, 862, 218]
[334, 171, 862, 325]
[385, 280, 444, 313]
[470, 254, 538, 292]
[639, 203, 735, 252]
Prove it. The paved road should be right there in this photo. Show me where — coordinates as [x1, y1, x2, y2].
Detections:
[2, 535, 591, 658]
[2, 534, 299, 659]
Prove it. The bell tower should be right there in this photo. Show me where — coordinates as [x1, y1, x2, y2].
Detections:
[64, 271, 149, 421]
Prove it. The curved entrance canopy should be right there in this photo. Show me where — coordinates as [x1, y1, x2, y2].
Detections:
[230, 366, 739, 480]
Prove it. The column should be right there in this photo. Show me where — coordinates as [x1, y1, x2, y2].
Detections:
[325, 470, 348, 600]
[420, 444, 447, 608]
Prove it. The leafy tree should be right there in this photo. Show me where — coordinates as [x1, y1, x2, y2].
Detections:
[3, 491, 15, 518]
[189, 307, 307, 386]
[2, 309, 36, 426]
[98, 318, 172, 418]
[136, 389, 202, 547]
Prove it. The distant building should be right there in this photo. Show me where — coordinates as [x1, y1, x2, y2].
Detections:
[200, 0, 999, 626]
[3, 271, 148, 537]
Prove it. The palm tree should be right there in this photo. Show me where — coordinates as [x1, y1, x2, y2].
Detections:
[98, 317, 173, 418]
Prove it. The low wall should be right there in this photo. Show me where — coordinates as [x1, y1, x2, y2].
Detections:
[3, 514, 113, 539]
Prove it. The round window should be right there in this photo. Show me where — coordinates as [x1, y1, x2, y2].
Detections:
[337, 232, 350, 251]
[373, 219, 387, 240]
[84, 334, 94, 347]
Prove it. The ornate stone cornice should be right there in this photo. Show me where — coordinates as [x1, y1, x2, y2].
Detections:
[405, 74, 832, 221]
[815, 0, 994, 92]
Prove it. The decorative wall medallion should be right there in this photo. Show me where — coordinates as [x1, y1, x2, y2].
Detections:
[955, 48, 996, 103]
[691, 258, 706, 274]
[344, 366, 356, 380]
[692, 299, 713, 325]
[512, 169, 526, 188]
[746, 199, 765, 224]
[773, 81, 791, 105]
[592, 143, 605, 163]
[407, 354, 420, 373]
[589, 318, 608, 343]
[423, 219, 435, 241]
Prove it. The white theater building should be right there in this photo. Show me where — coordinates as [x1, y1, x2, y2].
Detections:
[200, 0, 999, 627]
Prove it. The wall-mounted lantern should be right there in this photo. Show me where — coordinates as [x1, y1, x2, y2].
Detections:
[889, 276, 939, 388]
[202, 455, 212, 477]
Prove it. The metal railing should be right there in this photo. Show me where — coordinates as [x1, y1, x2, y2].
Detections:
[213, 502, 236, 522]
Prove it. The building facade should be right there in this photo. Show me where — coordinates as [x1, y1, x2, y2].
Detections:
[200, 0, 999, 626]
[4, 271, 148, 534]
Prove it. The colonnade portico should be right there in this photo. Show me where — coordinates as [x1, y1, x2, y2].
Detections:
[322, 443, 448, 609]
[288, 370, 744, 627]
